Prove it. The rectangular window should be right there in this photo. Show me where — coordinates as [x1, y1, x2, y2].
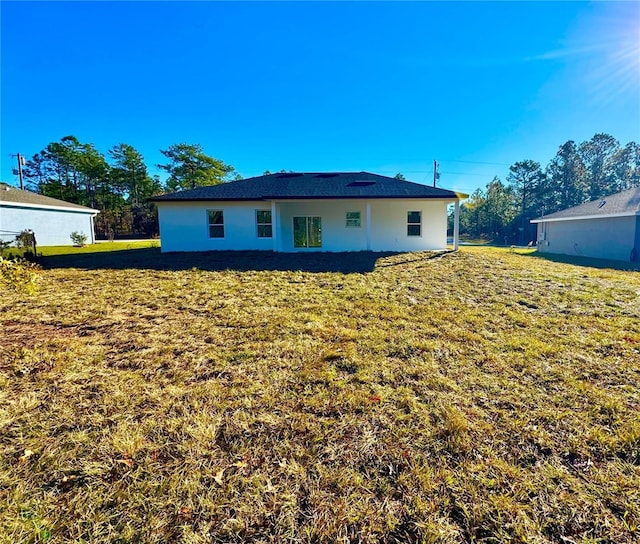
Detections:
[207, 210, 224, 238]
[293, 216, 322, 248]
[256, 210, 272, 238]
[346, 211, 361, 228]
[407, 211, 421, 236]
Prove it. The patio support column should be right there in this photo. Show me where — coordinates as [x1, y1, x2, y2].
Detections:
[453, 200, 460, 251]
[366, 201, 372, 251]
[271, 200, 279, 252]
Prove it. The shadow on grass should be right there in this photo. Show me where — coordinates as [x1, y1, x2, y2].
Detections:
[523, 250, 640, 271]
[39, 248, 405, 274]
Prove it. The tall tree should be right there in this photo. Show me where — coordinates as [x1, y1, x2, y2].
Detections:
[23, 136, 107, 207]
[507, 160, 545, 245]
[579, 133, 620, 200]
[455, 178, 517, 242]
[109, 143, 158, 206]
[158, 143, 236, 191]
[77, 143, 109, 209]
[483, 177, 517, 241]
[611, 142, 640, 192]
[22, 152, 52, 194]
[45, 135, 85, 202]
[546, 140, 586, 210]
[108, 144, 162, 236]
[459, 188, 486, 238]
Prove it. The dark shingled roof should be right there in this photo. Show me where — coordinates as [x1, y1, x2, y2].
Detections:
[0, 183, 97, 212]
[532, 187, 640, 222]
[150, 172, 467, 202]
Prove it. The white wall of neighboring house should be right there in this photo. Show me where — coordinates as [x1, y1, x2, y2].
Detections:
[157, 199, 451, 253]
[0, 204, 96, 246]
[536, 215, 637, 261]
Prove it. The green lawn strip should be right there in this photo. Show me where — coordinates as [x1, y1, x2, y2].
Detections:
[1, 247, 639, 542]
[1, 240, 159, 259]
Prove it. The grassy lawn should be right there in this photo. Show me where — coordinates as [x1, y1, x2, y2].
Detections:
[1, 240, 160, 259]
[1, 246, 639, 543]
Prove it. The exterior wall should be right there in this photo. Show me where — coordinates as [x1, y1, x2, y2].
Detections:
[536, 215, 637, 261]
[369, 200, 448, 252]
[277, 200, 368, 252]
[158, 199, 451, 253]
[158, 201, 274, 252]
[0, 204, 95, 246]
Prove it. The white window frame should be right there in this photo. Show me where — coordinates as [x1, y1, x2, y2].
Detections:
[207, 209, 225, 238]
[346, 211, 361, 228]
[256, 209, 273, 238]
[407, 211, 421, 237]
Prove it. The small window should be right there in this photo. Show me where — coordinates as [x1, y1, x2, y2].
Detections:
[346, 211, 361, 228]
[207, 210, 224, 238]
[407, 211, 421, 236]
[256, 210, 272, 238]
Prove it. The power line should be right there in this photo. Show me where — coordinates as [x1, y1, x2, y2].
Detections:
[439, 159, 512, 167]
[378, 169, 496, 178]
[439, 171, 497, 177]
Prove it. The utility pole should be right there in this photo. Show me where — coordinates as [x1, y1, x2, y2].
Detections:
[11, 153, 25, 190]
[433, 160, 440, 187]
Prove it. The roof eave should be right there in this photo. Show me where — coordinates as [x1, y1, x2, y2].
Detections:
[531, 211, 639, 223]
[152, 194, 462, 202]
[0, 200, 99, 214]
[149, 197, 268, 202]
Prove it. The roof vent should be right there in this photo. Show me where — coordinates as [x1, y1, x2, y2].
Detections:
[315, 173, 339, 178]
[598, 200, 606, 208]
[277, 172, 303, 178]
[347, 181, 376, 187]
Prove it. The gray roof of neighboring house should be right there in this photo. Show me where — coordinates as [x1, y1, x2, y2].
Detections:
[0, 183, 98, 212]
[532, 187, 640, 223]
[150, 172, 468, 202]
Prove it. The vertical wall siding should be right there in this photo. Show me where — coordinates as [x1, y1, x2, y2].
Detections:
[0, 206, 95, 246]
[536, 216, 636, 261]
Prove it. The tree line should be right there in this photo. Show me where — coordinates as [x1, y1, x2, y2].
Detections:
[21, 136, 238, 238]
[452, 133, 639, 244]
[20, 133, 638, 243]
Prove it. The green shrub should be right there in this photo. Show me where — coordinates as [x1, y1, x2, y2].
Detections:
[70, 231, 88, 247]
[0, 257, 41, 294]
[15, 230, 35, 250]
[0, 239, 12, 251]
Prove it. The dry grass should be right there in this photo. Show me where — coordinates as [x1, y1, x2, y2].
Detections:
[1, 246, 639, 543]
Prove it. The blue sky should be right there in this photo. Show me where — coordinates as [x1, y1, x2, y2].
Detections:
[1, 1, 638, 196]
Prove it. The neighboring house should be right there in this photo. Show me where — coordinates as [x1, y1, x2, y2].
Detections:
[0, 183, 99, 246]
[151, 172, 468, 253]
[531, 187, 640, 262]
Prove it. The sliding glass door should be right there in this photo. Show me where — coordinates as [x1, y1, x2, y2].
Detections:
[293, 216, 322, 248]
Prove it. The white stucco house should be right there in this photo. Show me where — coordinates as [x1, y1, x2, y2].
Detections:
[0, 183, 98, 246]
[151, 172, 467, 253]
[531, 186, 640, 262]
